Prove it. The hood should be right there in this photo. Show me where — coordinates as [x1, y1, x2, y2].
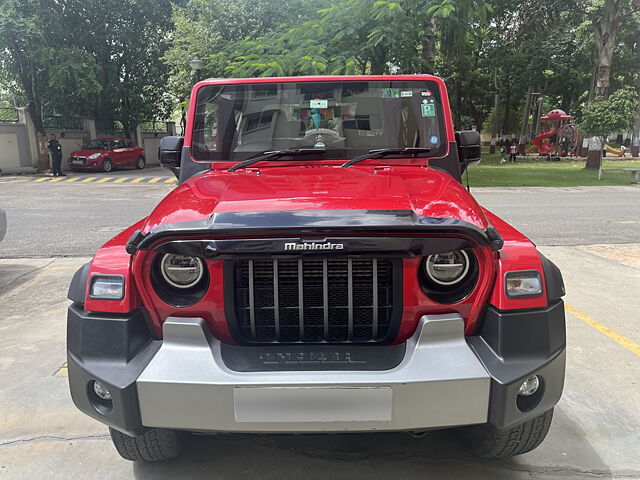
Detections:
[142, 166, 489, 235]
[70, 149, 107, 156]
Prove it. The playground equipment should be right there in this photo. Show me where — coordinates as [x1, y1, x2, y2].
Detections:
[527, 109, 578, 157]
[605, 144, 624, 157]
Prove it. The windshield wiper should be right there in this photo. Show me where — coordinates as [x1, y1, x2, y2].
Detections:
[341, 147, 432, 168]
[228, 149, 327, 172]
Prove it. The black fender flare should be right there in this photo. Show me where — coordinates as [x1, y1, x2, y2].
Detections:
[68, 262, 91, 305]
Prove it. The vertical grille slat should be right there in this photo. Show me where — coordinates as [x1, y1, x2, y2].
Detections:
[347, 258, 353, 341]
[233, 258, 395, 344]
[248, 260, 256, 339]
[372, 258, 379, 339]
[298, 259, 304, 339]
[273, 259, 280, 340]
[323, 259, 329, 339]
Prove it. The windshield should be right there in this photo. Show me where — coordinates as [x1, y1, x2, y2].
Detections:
[84, 140, 113, 150]
[191, 80, 446, 162]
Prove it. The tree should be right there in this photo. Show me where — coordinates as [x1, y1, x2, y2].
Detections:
[580, 87, 639, 179]
[0, 0, 101, 169]
[54, 0, 175, 136]
[584, 0, 640, 167]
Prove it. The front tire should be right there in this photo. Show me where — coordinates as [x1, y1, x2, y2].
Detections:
[136, 156, 145, 169]
[109, 427, 187, 462]
[462, 408, 554, 459]
[102, 158, 113, 173]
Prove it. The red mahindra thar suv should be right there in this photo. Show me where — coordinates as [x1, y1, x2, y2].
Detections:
[67, 75, 565, 462]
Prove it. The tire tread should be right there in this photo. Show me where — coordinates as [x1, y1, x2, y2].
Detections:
[109, 427, 186, 462]
[464, 408, 554, 459]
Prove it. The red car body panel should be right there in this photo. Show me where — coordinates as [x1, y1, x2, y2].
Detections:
[85, 221, 144, 314]
[140, 165, 489, 234]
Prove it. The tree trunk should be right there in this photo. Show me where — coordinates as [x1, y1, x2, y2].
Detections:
[502, 83, 511, 136]
[587, 0, 622, 169]
[632, 106, 640, 157]
[490, 92, 499, 154]
[370, 46, 387, 75]
[490, 71, 499, 154]
[421, 18, 436, 74]
[518, 86, 533, 153]
[10, 36, 49, 170]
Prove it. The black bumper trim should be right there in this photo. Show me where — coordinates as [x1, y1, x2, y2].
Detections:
[468, 300, 566, 430]
[221, 342, 407, 372]
[67, 304, 159, 436]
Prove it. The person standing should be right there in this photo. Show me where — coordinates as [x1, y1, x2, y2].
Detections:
[47, 134, 66, 177]
[500, 145, 507, 163]
[509, 143, 517, 163]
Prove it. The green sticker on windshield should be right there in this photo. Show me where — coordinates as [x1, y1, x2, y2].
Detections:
[421, 104, 436, 117]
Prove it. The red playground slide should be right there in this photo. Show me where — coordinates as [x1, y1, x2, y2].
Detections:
[532, 128, 556, 155]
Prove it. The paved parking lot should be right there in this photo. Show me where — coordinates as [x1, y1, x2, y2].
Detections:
[1, 180, 639, 479]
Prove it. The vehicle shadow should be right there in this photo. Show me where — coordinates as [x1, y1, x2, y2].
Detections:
[132, 408, 611, 480]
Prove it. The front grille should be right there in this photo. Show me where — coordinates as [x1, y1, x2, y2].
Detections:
[230, 258, 396, 343]
[71, 156, 86, 164]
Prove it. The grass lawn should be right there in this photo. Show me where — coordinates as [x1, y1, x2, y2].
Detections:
[467, 151, 640, 187]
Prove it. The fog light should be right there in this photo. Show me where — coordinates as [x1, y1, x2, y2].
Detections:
[518, 375, 540, 396]
[93, 380, 112, 400]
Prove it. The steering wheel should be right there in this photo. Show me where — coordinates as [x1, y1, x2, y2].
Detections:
[300, 129, 343, 147]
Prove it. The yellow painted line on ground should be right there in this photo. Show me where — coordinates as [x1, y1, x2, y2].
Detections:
[165, 177, 177, 184]
[131, 177, 145, 183]
[35, 177, 50, 182]
[113, 177, 130, 183]
[96, 177, 113, 183]
[566, 303, 640, 356]
[65, 176, 81, 182]
[148, 177, 162, 183]
[54, 362, 68, 377]
[81, 176, 97, 183]
[50, 177, 66, 182]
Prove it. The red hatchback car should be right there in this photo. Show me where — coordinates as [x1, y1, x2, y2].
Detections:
[68, 138, 146, 173]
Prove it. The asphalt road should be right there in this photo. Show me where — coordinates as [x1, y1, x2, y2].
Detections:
[1, 174, 639, 479]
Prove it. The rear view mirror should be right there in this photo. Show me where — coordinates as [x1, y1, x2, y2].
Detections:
[455, 130, 481, 171]
[159, 136, 184, 179]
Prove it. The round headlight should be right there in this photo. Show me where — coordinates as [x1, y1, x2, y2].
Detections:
[160, 254, 204, 289]
[425, 250, 470, 286]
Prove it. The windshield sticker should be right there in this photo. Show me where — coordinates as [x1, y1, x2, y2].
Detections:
[430, 135, 439, 144]
[421, 104, 436, 117]
[310, 99, 328, 109]
[400, 90, 413, 97]
[381, 88, 400, 98]
[421, 90, 433, 97]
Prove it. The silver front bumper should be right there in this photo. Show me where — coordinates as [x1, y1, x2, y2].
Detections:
[137, 314, 490, 432]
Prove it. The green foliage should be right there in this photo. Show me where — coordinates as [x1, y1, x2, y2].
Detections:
[580, 88, 639, 138]
[2, 0, 640, 144]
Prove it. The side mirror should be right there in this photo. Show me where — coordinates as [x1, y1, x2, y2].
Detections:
[455, 130, 481, 171]
[159, 136, 184, 179]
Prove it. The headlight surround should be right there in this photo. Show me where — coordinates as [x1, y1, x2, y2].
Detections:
[88, 153, 102, 159]
[89, 275, 124, 300]
[424, 250, 470, 286]
[160, 254, 204, 289]
[418, 249, 478, 304]
[151, 253, 209, 307]
[505, 271, 543, 298]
